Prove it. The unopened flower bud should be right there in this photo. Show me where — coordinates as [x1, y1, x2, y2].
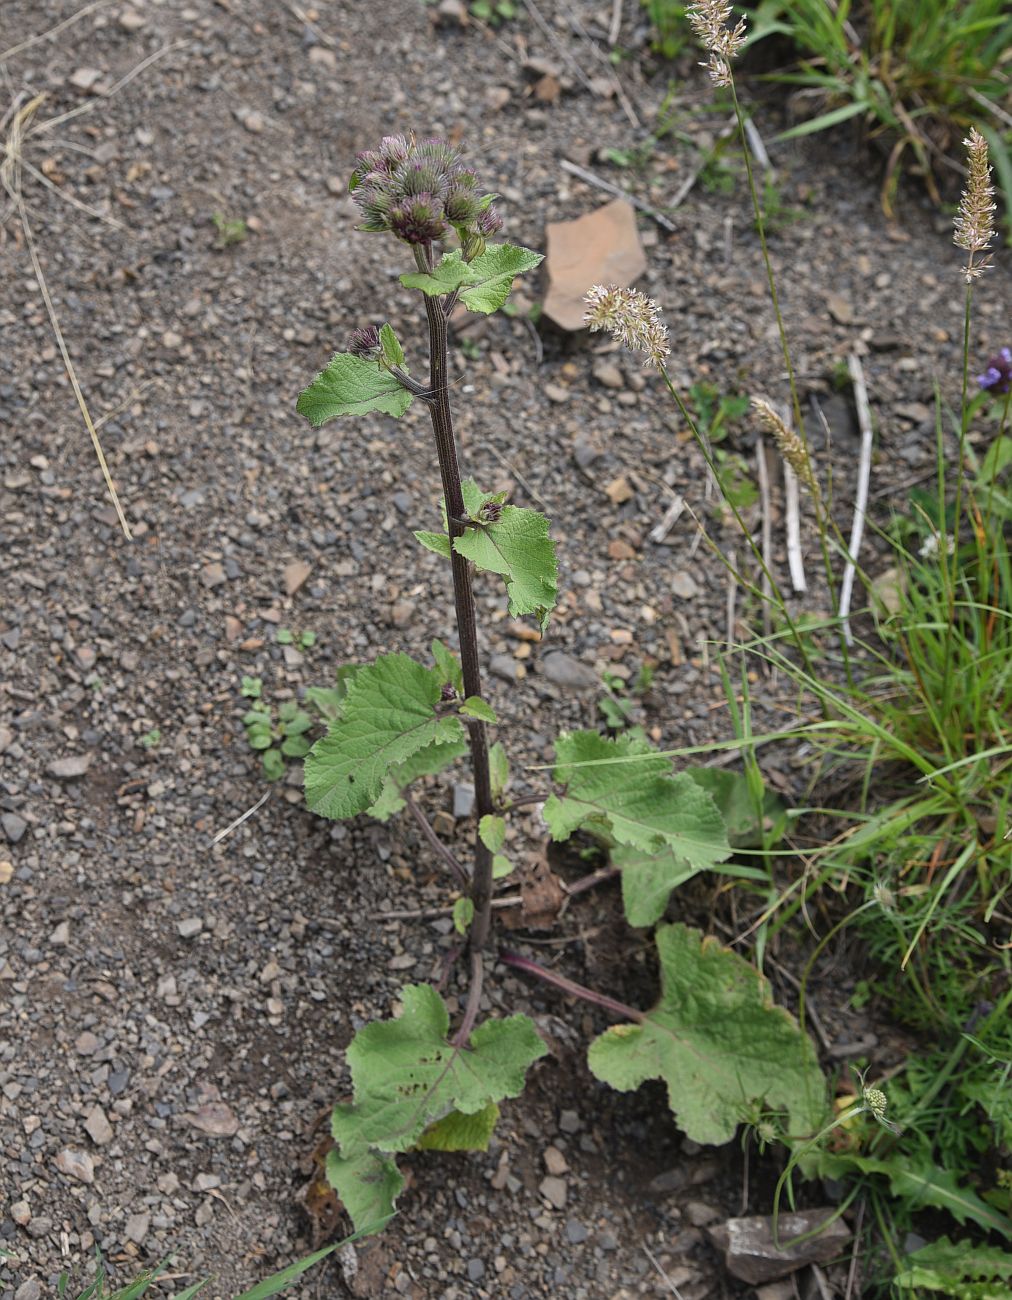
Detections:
[388, 193, 448, 245]
[480, 500, 504, 522]
[440, 682, 457, 702]
[475, 205, 503, 237]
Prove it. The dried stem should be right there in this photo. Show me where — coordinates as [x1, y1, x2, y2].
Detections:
[404, 790, 469, 889]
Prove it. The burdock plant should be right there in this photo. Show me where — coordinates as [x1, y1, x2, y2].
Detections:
[294, 134, 823, 1236]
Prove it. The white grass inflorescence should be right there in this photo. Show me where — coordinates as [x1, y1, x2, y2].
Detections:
[686, 0, 747, 88]
[583, 285, 670, 369]
[954, 127, 995, 282]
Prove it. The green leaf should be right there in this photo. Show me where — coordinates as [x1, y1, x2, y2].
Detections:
[614, 842, 702, 928]
[282, 713, 313, 737]
[304, 653, 465, 820]
[296, 352, 413, 425]
[457, 243, 543, 314]
[587, 923, 825, 1146]
[489, 742, 510, 800]
[452, 897, 474, 935]
[400, 250, 472, 297]
[241, 675, 262, 699]
[325, 1147, 402, 1237]
[276, 628, 294, 644]
[822, 1156, 1012, 1240]
[400, 243, 542, 315]
[453, 502, 558, 629]
[263, 748, 285, 781]
[460, 696, 497, 723]
[894, 1236, 1012, 1293]
[332, 984, 547, 1157]
[305, 665, 362, 722]
[416, 1102, 500, 1152]
[414, 529, 453, 558]
[431, 639, 464, 694]
[248, 727, 273, 750]
[367, 736, 469, 822]
[492, 853, 513, 879]
[685, 767, 787, 849]
[279, 700, 299, 722]
[545, 731, 731, 874]
[281, 734, 311, 758]
[234, 1243, 345, 1300]
[379, 322, 405, 369]
[243, 710, 271, 727]
[479, 814, 506, 853]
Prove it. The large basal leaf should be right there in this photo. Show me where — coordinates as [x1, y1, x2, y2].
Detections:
[613, 842, 702, 928]
[367, 736, 469, 822]
[588, 924, 825, 1146]
[296, 350, 413, 425]
[304, 653, 464, 820]
[400, 243, 543, 314]
[325, 1147, 402, 1237]
[545, 730, 731, 867]
[328, 984, 547, 1233]
[416, 1102, 500, 1152]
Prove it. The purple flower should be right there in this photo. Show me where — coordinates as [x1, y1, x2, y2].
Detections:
[348, 134, 501, 251]
[348, 324, 382, 359]
[977, 346, 1012, 394]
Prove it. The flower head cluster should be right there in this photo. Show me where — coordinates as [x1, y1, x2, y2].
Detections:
[348, 324, 382, 359]
[686, 0, 747, 88]
[349, 134, 503, 252]
[583, 285, 670, 369]
[977, 346, 1012, 394]
[954, 127, 995, 282]
[751, 397, 819, 498]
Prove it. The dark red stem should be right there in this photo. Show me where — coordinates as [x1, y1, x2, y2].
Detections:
[500, 950, 643, 1022]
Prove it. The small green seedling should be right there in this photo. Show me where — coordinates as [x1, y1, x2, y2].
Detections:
[211, 212, 248, 248]
[276, 627, 317, 651]
[243, 696, 313, 781]
[138, 728, 162, 750]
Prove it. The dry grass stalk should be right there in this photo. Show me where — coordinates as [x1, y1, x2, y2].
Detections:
[751, 397, 819, 500]
[954, 126, 995, 282]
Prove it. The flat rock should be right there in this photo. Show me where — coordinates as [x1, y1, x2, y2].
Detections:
[540, 651, 598, 691]
[177, 917, 203, 938]
[55, 1147, 95, 1184]
[708, 1209, 851, 1284]
[185, 1100, 239, 1137]
[283, 560, 312, 595]
[543, 199, 647, 331]
[84, 1104, 114, 1146]
[15, 1280, 42, 1300]
[2, 812, 27, 844]
[539, 1175, 568, 1209]
[48, 753, 93, 779]
[671, 570, 700, 599]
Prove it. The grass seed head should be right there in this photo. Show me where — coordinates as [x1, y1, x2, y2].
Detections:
[751, 397, 818, 496]
[583, 285, 670, 369]
[954, 127, 995, 282]
[686, 0, 747, 88]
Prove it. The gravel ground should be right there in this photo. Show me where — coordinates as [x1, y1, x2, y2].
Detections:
[1, 1, 1009, 1297]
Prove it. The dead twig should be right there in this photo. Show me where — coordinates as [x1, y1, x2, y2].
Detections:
[559, 158, 677, 233]
[212, 791, 271, 845]
[648, 494, 685, 544]
[0, 0, 114, 63]
[784, 462, 807, 593]
[839, 354, 874, 644]
[608, 0, 623, 46]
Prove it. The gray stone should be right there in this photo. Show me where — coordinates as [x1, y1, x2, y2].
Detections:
[565, 1218, 588, 1244]
[466, 1259, 485, 1282]
[2, 813, 27, 844]
[539, 1175, 567, 1209]
[708, 1209, 851, 1284]
[489, 654, 519, 682]
[124, 1212, 149, 1244]
[177, 917, 203, 938]
[452, 783, 475, 819]
[15, 1280, 42, 1300]
[48, 753, 93, 779]
[540, 652, 598, 691]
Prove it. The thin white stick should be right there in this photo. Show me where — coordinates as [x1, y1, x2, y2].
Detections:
[743, 115, 772, 174]
[559, 158, 677, 233]
[725, 549, 737, 646]
[755, 435, 773, 636]
[608, 0, 623, 46]
[211, 790, 270, 845]
[648, 494, 684, 543]
[839, 353, 874, 644]
[784, 463, 807, 593]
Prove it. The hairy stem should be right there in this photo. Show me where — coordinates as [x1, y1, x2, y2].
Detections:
[419, 262, 495, 951]
[500, 949, 643, 1022]
[452, 950, 484, 1046]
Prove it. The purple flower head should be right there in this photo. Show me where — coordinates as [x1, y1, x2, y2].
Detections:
[977, 346, 1012, 394]
[388, 193, 448, 245]
[348, 134, 500, 249]
[444, 184, 481, 225]
[348, 324, 382, 359]
[475, 204, 503, 237]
